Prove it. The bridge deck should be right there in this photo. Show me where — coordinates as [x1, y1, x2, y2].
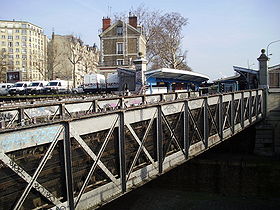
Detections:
[0, 89, 264, 209]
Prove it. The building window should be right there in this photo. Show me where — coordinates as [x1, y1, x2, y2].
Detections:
[116, 26, 123, 36]
[8, 42, 13, 47]
[8, 36, 13, 40]
[22, 49, 27, 54]
[15, 42, 19, 46]
[21, 29, 27, 35]
[22, 36, 27, 41]
[16, 61, 20, 65]
[117, 59, 124, 66]
[1, 48, 6, 52]
[116, 42, 124, 54]
[22, 61, 27, 67]
[22, 24, 27, 28]
[15, 29, 20, 33]
[1, 41, 5, 46]
[16, 48, 20, 52]
[16, 54, 19, 58]
[15, 36, 19, 39]
[8, 48, 13, 53]
[1, 35, 5, 39]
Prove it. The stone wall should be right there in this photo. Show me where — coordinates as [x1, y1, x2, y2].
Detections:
[255, 91, 280, 157]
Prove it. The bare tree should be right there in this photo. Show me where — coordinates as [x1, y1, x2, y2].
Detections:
[32, 53, 48, 80]
[115, 6, 191, 70]
[67, 36, 83, 87]
[0, 51, 8, 82]
[0, 50, 15, 82]
[47, 40, 63, 80]
[151, 13, 189, 69]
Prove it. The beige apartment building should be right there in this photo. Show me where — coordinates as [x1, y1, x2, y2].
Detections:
[48, 34, 99, 87]
[98, 15, 146, 77]
[0, 20, 48, 82]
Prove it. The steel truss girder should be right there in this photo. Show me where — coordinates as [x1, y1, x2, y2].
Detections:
[0, 126, 63, 209]
[161, 107, 185, 160]
[125, 110, 157, 181]
[187, 106, 204, 143]
[74, 115, 119, 208]
[0, 90, 265, 210]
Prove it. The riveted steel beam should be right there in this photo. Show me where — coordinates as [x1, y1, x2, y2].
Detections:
[63, 122, 74, 210]
[156, 106, 163, 174]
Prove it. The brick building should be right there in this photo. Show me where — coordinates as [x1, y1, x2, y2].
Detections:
[98, 15, 146, 77]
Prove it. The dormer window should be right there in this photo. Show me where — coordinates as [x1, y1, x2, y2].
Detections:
[116, 26, 123, 36]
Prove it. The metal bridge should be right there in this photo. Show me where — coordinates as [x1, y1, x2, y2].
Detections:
[0, 89, 264, 209]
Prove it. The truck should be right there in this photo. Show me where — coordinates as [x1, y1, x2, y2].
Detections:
[0, 83, 14, 95]
[26, 81, 49, 94]
[83, 73, 106, 93]
[43, 80, 72, 94]
[9, 81, 31, 95]
[106, 73, 119, 92]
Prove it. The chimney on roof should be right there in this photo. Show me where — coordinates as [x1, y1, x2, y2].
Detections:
[129, 15, 137, 28]
[102, 17, 111, 31]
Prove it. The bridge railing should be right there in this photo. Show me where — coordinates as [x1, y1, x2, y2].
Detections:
[0, 89, 264, 209]
[0, 91, 199, 129]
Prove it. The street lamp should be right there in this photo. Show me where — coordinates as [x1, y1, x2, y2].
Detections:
[266, 39, 280, 61]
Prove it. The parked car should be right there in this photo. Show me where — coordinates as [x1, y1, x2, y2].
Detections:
[44, 80, 72, 94]
[9, 81, 31, 95]
[0, 83, 14, 95]
[26, 81, 49, 94]
[72, 85, 84, 94]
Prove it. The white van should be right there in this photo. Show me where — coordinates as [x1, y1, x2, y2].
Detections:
[9, 81, 31, 95]
[44, 80, 72, 94]
[0, 83, 14, 95]
[26, 81, 49, 94]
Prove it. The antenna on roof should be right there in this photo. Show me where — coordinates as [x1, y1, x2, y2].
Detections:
[107, 5, 112, 18]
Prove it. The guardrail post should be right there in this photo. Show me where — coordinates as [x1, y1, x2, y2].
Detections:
[241, 92, 244, 128]
[18, 108, 24, 125]
[160, 94, 164, 102]
[157, 105, 163, 174]
[175, 92, 179, 100]
[63, 122, 74, 210]
[142, 95, 146, 105]
[231, 93, 235, 134]
[118, 111, 126, 192]
[93, 100, 98, 112]
[256, 90, 259, 118]
[203, 97, 209, 148]
[249, 91, 252, 124]
[120, 97, 125, 109]
[183, 101, 189, 159]
[218, 95, 223, 140]
[59, 103, 66, 119]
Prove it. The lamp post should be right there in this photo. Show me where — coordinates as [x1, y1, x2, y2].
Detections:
[266, 39, 280, 61]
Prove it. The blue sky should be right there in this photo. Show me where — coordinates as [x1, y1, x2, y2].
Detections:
[1, 0, 279, 81]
